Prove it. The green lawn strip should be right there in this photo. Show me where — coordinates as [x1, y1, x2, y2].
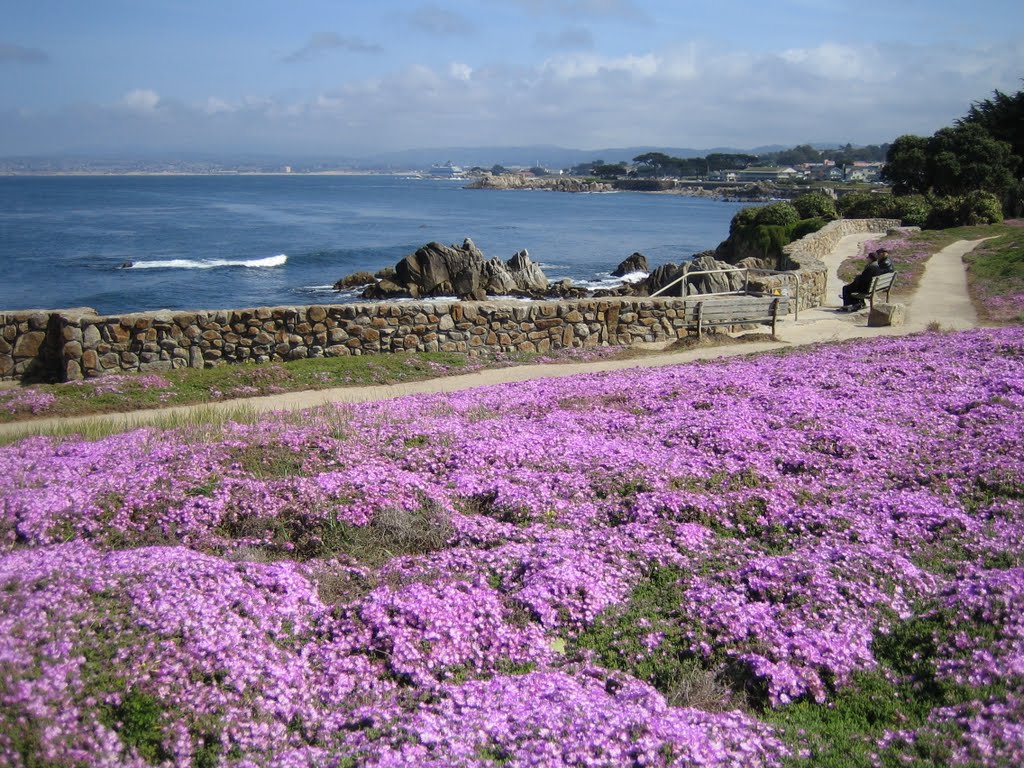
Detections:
[962, 230, 1024, 324]
[0, 348, 632, 424]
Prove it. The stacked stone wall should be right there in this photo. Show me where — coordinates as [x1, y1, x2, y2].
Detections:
[3, 298, 700, 382]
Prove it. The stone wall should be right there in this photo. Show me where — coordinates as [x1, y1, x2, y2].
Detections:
[2, 298, 704, 382]
[0, 218, 903, 383]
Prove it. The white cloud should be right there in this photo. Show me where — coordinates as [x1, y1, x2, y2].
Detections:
[449, 62, 473, 81]
[120, 89, 160, 112]
[542, 52, 659, 80]
[780, 42, 874, 81]
[4, 36, 1022, 156]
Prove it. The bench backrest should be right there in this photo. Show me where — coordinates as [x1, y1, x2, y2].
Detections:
[869, 272, 896, 293]
[680, 295, 789, 324]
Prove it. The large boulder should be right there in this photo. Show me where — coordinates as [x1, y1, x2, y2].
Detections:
[345, 240, 553, 301]
[612, 252, 649, 277]
[395, 238, 487, 298]
[684, 254, 746, 295]
[635, 254, 745, 297]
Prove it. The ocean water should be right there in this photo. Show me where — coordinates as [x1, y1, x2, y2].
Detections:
[0, 175, 746, 315]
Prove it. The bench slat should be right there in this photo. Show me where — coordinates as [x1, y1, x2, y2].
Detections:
[678, 295, 788, 338]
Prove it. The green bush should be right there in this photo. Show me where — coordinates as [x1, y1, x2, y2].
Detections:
[790, 217, 829, 240]
[837, 191, 893, 219]
[754, 201, 800, 228]
[791, 192, 838, 221]
[926, 192, 1004, 228]
[732, 224, 792, 261]
[729, 206, 760, 233]
[890, 194, 931, 227]
[961, 190, 1004, 224]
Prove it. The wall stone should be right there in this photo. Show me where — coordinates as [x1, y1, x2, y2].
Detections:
[0, 219, 902, 383]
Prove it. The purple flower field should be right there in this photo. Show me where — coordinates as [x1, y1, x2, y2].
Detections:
[2, 328, 1024, 766]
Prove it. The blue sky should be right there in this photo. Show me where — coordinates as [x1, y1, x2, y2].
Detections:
[1, 0, 1021, 157]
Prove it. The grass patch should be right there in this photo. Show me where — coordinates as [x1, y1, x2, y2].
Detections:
[963, 230, 1024, 324]
[0, 345, 647, 432]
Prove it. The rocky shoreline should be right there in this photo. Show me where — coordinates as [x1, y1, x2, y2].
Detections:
[464, 173, 784, 201]
[332, 236, 756, 305]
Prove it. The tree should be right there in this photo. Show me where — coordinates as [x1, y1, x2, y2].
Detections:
[958, 85, 1024, 167]
[706, 153, 757, 172]
[927, 123, 1017, 198]
[881, 135, 930, 195]
[774, 144, 821, 166]
[591, 163, 627, 179]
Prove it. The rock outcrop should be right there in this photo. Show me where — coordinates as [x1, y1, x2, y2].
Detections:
[612, 252, 649, 277]
[465, 174, 614, 193]
[352, 239, 551, 301]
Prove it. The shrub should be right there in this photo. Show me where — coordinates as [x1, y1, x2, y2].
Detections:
[961, 190, 1004, 224]
[837, 191, 893, 219]
[729, 206, 760, 233]
[926, 191, 1005, 229]
[790, 217, 829, 241]
[753, 202, 800, 228]
[890, 194, 932, 227]
[791, 192, 838, 221]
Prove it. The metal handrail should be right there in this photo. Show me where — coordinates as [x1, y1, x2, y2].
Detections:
[648, 266, 750, 298]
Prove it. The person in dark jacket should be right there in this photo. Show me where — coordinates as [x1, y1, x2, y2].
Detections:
[875, 247, 894, 274]
[841, 251, 883, 311]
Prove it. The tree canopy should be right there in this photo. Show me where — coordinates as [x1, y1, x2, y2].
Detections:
[882, 84, 1023, 215]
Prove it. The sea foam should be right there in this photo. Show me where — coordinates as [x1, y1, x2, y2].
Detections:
[124, 254, 287, 270]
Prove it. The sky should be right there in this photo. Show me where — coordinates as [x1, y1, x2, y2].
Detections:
[1, 0, 1022, 158]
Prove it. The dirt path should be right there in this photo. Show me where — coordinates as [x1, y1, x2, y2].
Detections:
[0, 235, 989, 439]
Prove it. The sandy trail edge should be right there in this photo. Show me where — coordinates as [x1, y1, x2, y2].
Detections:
[0, 235, 990, 439]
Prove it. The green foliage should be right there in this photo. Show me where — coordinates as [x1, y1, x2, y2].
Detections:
[890, 194, 932, 227]
[837, 191, 894, 219]
[100, 689, 171, 764]
[926, 191, 1005, 229]
[883, 86, 1023, 216]
[572, 566, 718, 702]
[591, 162, 627, 179]
[729, 206, 760, 233]
[744, 225, 792, 261]
[791, 192, 838, 220]
[960, 190, 1005, 224]
[928, 124, 1018, 198]
[753, 202, 800, 228]
[790, 217, 828, 241]
[964, 231, 1024, 321]
[959, 86, 1024, 162]
[882, 135, 930, 195]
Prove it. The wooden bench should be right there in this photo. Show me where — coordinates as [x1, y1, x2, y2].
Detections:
[850, 271, 896, 311]
[681, 294, 790, 338]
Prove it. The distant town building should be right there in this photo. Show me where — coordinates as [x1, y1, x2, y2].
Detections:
[734, 167, 798, 182]
[429, 161, 464, 178]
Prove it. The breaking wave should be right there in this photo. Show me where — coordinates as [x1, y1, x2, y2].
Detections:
[121, 254, 288, 270]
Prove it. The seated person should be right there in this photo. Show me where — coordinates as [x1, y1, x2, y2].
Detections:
[841, 251, 882, 311]
[875, 247, 894, 274]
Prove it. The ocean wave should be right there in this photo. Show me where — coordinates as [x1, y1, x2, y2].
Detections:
[121, 254, 288, 270]
[574, 270, 650, 290]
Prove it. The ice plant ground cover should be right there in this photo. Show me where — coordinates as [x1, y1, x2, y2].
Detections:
[2, 328, 1024, 766]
